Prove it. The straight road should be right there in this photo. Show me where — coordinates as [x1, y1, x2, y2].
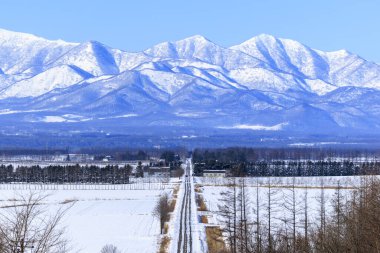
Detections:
[177, 160, 193, 253]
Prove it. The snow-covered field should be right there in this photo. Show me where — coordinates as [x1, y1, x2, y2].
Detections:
[0, 175, 375, 252]
[195, 176, 371, 232]
[196, 175, 368, 188]
[0, 181, 178, 253]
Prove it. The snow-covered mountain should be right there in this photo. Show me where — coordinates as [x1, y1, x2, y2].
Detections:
[1, 28, 380, 136]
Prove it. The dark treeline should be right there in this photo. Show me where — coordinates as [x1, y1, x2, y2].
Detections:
[94, 150, 149, 161]
[193, 147, 380, 177]
[0, 164, 132, 184]
[194, 160, 380, 177]
[193, 147, 380, 163]
[81, 147, 188, 161]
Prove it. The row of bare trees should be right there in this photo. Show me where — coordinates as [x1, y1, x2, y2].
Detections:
[216, 176, 380, 253]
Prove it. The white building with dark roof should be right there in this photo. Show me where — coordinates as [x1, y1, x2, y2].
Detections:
[203, 170, 226, 177]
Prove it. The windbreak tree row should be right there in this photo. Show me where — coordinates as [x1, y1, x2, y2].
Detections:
[0, 164, 133, 184]
[194, 160, 380, 177]
[193, 147, 380, 163]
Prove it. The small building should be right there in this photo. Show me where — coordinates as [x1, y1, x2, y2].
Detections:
[203, 170, 226, 177]
[143, 167, 170, 178]
[102, 155, 113, 162]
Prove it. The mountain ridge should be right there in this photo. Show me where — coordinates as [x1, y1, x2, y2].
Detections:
[0, 28, 380, 136]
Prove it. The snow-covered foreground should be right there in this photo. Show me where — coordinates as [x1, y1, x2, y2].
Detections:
[0, 182, 178, 253]
[0, 175, 375, 252]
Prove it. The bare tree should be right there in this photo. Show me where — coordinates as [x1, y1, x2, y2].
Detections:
[237, 178, 251, 253]
[301, 181, 311, 252]
[329, 180, 345, 252]
[218, 178, 238, 253]
[314, 176, 327, 252]
[153, 193, 170, 234]
[265, 177, 280, 253]
[100, 244, 121, 253]
[252, 176, 262, 253]
[0, 192, 73, 253]
[282, 176, 303, 253]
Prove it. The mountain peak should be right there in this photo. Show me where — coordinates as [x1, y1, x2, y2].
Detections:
[256, 33, 278, 40]
[235, 34, 316, 49]
[86, 40, 108, 46]
[143, 34, 221, 60]
[321, 49, 351, 57]
[181, 35, 213, 44]
[0, 28, 39, 40]
[78, 40, 112, 51]
[0, 28, 76, 46]
[238, 34, 279, 45]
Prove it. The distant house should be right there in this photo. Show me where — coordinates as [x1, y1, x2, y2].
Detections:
[102, 156, 113, 162]
[203, 170, 226, 177]
[143, 167, 170, 178]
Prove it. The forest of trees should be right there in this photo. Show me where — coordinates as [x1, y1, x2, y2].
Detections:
[87, 147, 187, 161]
[193, 147, 380, 163]
[215, 176, 380, 253]
[94, 150, 149, 161]
[194, 160, 380, 177]
[193, 147, 380, 177]
[0, 164, 133, 184]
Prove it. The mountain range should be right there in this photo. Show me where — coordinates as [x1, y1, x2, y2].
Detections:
[1, 28, 380, 142]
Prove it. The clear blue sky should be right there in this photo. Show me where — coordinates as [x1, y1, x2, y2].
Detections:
[1, 0, 379, 62]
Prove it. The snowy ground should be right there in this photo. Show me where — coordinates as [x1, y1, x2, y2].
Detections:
[0, 175, 373, 252]
[195, 175, 369, 188]
[0, 181, 179, 253]
[194, 176, 371, 233]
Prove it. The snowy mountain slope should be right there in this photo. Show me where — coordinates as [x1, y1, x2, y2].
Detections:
[113, 50, 152, 72]
[229, 67, 308, 93]
[1, 28, 380, 134]
[231, 34, 380, 91]
[230, 34, 329, 79]
[139, 69, 196, 95]
[144, 35, 268, 70]
[21, 70, 170, 115]
[316, 50, 380, 88]
[0, 65, 91, 98]
[0, 28, 77, 75]
[48, 41, 120, 76]
[303, 79, 337, 95]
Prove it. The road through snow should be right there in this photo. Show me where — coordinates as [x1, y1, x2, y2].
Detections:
[171, 158, 205, 253]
